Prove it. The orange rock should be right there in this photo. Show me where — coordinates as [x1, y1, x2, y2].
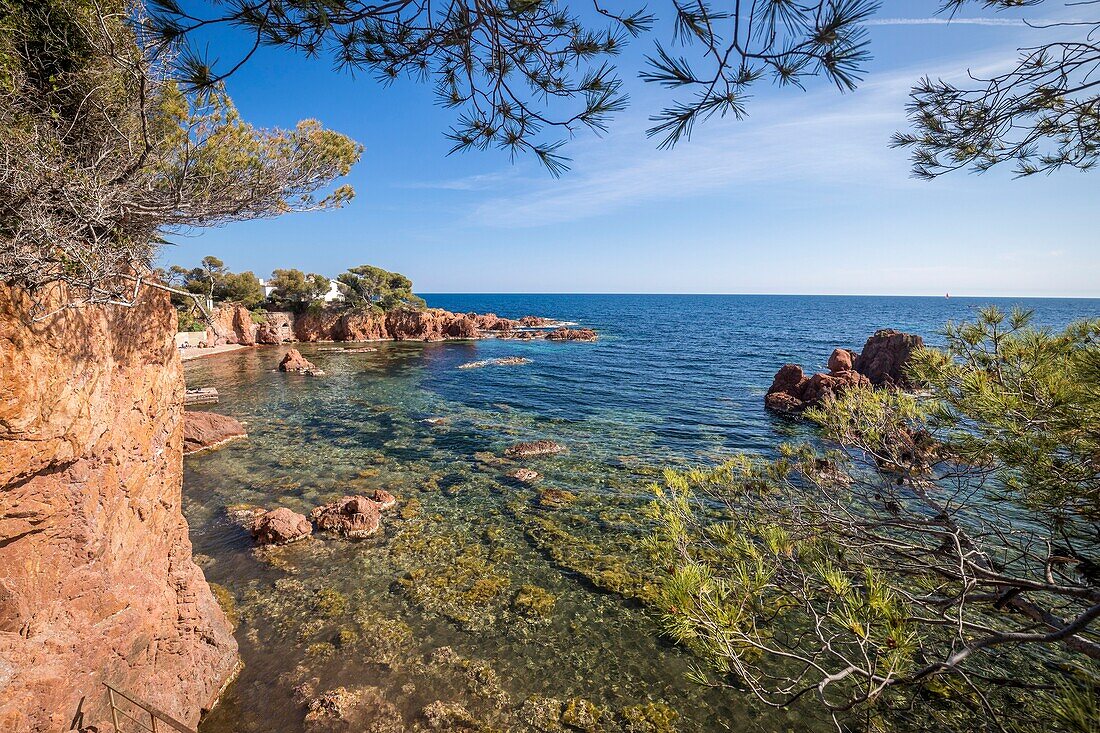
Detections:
[0, 282, 238, 732]
[183, 411, 247, 454]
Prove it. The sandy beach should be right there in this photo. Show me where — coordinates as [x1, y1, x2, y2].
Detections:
[179, 344, 255, 361]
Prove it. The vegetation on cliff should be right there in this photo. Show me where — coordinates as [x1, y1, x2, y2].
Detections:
[649, 308, 1100, 731]
[0, 0, 361, 318]
[337, 265, 426, 312]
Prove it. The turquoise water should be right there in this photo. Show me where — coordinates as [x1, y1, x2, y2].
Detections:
[185, 295, 1098, 732]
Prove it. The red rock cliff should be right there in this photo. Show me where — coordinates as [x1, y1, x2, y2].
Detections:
[0, 283, 239, 731]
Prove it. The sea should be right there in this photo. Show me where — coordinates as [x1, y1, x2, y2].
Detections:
[185, 294, 1099, 732]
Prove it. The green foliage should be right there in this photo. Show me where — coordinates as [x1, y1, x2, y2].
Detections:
[0, 0, 361, 315]
[907, 306, 1100, 520]
[217, 270, 263, 308]
[175, 308, 206, 332]
[651, 311, 1100, 730]
[267, 268, 330, 311]
[336, 264, 426, 311]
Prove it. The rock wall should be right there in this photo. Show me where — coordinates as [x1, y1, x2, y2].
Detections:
[0, 284, 239, 731]
[293, 307, 482, 342]
[205, 303, 257, 346]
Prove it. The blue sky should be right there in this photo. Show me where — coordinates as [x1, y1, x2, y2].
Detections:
[166, 2, 1099, 296]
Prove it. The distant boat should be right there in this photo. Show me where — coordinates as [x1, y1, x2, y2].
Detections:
[945, 293, 951, 298]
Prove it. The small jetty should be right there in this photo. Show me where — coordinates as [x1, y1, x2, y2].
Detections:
[184, 387, 219, 406]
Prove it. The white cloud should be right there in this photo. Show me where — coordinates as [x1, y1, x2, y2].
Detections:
[411, 42, 1034, 229]
[460, 66, 950, 228]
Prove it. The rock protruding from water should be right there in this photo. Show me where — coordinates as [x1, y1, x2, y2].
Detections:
[764, 329, 923, 414]
[544, 327, 598, 342]
[183, 411, 247, 454]
[251, 507, 312, 546]
[279, 348, 324, 376]
[310, 494, 396, 538]
[369, 488, 397, 511]
[856, 329, 925, 387]
[505, 440, 567, 458]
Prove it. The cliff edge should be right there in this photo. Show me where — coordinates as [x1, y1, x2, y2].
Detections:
[0, 283, 239, 731]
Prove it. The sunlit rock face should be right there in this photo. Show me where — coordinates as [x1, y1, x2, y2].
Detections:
[0, 283, 239, 732]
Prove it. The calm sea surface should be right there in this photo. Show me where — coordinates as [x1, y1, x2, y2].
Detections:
[187, 295, 1098, 732]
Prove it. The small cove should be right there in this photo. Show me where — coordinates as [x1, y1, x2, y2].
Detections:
[185, 294, 1099, 732]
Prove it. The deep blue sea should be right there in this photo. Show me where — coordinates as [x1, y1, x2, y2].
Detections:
[187, 294, 1098, 733]
[421, 294, 1099, 456]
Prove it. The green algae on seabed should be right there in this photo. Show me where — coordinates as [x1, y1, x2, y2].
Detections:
[183, 344, 810, 733]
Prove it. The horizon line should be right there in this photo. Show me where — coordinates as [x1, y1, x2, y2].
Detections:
[416, 292, 1100, 300]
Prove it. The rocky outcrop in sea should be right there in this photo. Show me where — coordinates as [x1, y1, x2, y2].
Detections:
[183, 411, 248, 454]
[765, 329, 925, 414]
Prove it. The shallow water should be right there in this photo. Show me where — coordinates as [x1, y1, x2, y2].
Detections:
[185, 295, 1098, 732]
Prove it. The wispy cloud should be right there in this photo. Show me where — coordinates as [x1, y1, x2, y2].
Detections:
[408, 44, 1025, 229]
[460, 65, 956, 228]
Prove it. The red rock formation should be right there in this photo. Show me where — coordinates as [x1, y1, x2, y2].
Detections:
[764, 330, 922, 414]
[310, 496, 383, 538]
[262, 307, 595, 344]
[385, 308, 448, 341]
[470, 312, 517, 331]
[183, 411, 248, 455]
[519, 316, 557, 327]
[765, 360, 871, 414]
[0, 283, 239, 732]
[545, 327, 598, 342]
[279, 348, 324, 375]
[292, 308, 345, 342]
[368, 489, 397, 511]
[444, 314, 480, 339]
[856, 329, 925, 387]
[250, 508, 312, 546]
[257, 312, 295, 344]
[335, 310, 388, 341]
[828, 347, 855, 373]
[205, 303, 257, 346]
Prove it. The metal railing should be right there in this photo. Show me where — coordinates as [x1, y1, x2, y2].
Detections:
[103, 684, 196, 733]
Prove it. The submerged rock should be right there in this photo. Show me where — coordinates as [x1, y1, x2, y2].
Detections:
[458, 356, 532, 369]
[421, 700, 478, 730]
[301, 685, 404, 733]
[183, 411, 247, 454]
[538, 488, 577, 509]
[311, 496, 383, 538]
[505, 440, 567, 459]
[508, 468, 540, 484]
[279, 348, 324, 375]
[251, 507, 312, 546]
